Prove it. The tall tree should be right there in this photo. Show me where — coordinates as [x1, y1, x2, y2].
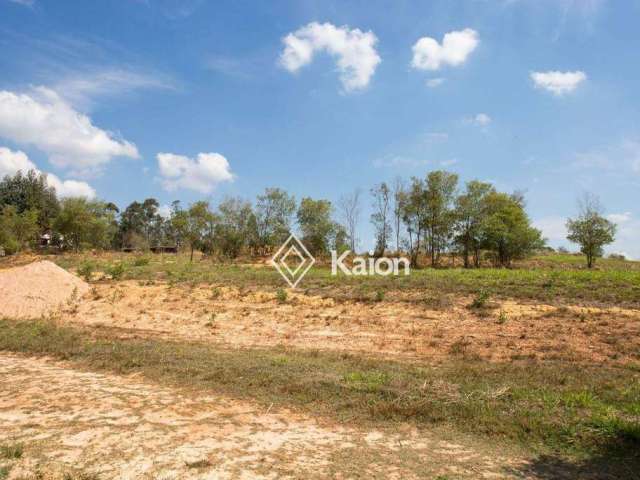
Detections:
[566, 194, 616, 269]
[297, 197, 335, 255]
[392, 177, 406, 254]
[423, 171, 458, 266]
[255, 188, 296, 253]
[337, 189, 361, 252]
[54, 198, 117, 252]
[215, 197, 256, 258]
[401, 177, 427, 267]
[0, 205, 39, 253]
[455, 180, 494, 268]
[0, 170, 59, 232]
[370, 182, 392, 257]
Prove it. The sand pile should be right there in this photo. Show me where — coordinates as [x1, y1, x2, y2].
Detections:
[0, 260, 89, 319]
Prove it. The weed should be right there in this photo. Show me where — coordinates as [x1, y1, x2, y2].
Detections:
[276, 288, 288, 303]
[0, 442, 23, 459]
[374, 290, 385, 302]
[211, 287, 221, 300]
[77, 261, 94, 282]
[105, 263, 126, 280]
[469, 290, 490, 309]
[497, 310, 508, 324]
[133, 256, 150, 267]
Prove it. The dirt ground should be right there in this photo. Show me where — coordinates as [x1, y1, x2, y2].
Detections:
[55, 280, 640, 365]
[0, 353, 527, 479]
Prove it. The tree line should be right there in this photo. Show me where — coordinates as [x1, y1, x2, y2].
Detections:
[0, 169, 618, 268]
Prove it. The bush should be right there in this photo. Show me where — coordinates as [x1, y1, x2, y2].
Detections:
[133, 256, 150, 267]
[276, 288, 288, 303]
[105, 263, 126, 280]
[77, 261, 95, 282]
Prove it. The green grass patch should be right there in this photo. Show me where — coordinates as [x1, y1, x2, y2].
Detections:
[1, 317, 639, 465]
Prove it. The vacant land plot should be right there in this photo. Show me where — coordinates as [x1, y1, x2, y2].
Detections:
[1, 253, 639, 479]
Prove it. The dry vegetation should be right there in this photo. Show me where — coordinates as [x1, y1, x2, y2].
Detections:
[1, 251, 639, 479]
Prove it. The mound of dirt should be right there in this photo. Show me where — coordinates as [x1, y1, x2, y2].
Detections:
[0, 260, 89, 319]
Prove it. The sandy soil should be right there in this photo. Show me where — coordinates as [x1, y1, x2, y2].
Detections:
[59, 281, 640, 365]
[0, 261, 89, 319]
[0, 353, 527, 479]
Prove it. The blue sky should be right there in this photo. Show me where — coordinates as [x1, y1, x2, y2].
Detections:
[1, 0, 639, 257]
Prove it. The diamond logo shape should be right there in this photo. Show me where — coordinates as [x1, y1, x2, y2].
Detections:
[270, 233, 315, 288]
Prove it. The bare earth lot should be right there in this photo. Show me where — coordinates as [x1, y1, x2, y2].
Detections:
[1, 255, 639, 479]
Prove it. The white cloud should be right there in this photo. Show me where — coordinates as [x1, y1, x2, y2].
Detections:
[279, 22, 381, 92]
[9, 0, 35, 7]
[372, 155, 429, 169]
[0, 147, 95, 198]
[158, 204, 172, 219]
[426, 78, 445, 88]
[465, 113, 492, 127]
[533, 216, 568, 244]
[411, 29, 479, 71]
[53, 68, 176, 110]
[157, 152, 234, 193]
[0, 87, 139, 175]
[607, 212, 631, 224]
[531, 70, 586, 95]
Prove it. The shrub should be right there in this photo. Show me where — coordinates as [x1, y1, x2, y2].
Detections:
[469, 290, 490, 309]
[105, 263, 126, 280]
[133, 256, 150, 267]
[77, 261, 95, 282]
[276, 288, 288, 303]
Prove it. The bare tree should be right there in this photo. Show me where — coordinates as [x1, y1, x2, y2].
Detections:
[337, 189, 361, 252]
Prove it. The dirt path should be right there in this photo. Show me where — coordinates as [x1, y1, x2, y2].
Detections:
[0, 353, 529, 479]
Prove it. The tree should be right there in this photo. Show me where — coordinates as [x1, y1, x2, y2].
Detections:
[255, 188, 296, 253]
[454, 180, 494, 268]
[401, 177, 428, 267]
[370, 182, 392, 257]
[480, 192, 544, 267]
[54, 198, 117, 252]
[215, 197, 256, 259]
[337, 189, 361, 252]
[0, 205, 39, 254]
[297, 197, 335, 255]
[0, 169, 59, 232]
[392, 177, 405, 254]
[423, 170, 458, 266]
[566, 194, 616, 269]
[118, 198, 163, 250]
[171, 201, 216, 261]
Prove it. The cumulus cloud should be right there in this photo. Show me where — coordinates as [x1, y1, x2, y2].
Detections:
[279, 22, 381, 92]
[157, 152, 234, 193]
[411, 29, 479, 71]
[0, 147, 95, 198]
[530, 70, 586, 95]
[0, 87, 139, 174]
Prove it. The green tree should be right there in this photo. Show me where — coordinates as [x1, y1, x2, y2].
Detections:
[297, 197, 335, 255]
[255, 188, 296, 253]
[370, 182, 392, 257]
[423, 170, 458, 266]
[401, 177, 428, 267]
[0, 205, 39, 253]
[54, 198, 117, 252]
[454, 180, 495, 268]
[480, 192, 544, 267]
[0, 169, 59, 232]
[215, 197, 256, 259]
[566, 194, 616, 269]
[171, 201, 215, 261]
[118, 198, 162, 250]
